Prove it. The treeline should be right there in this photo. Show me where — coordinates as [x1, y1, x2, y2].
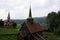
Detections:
[0, 19, 17, 28]
[47, 11, 60, 35]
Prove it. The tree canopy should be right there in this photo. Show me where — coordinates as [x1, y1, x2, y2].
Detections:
[47, 11, 60, 35]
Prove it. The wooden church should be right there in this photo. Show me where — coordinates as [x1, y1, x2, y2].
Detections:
[18, 8, 48, 40]
[4, 12, 12, 27]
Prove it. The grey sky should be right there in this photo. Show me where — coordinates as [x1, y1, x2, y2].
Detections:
[0, 0, 60, 20]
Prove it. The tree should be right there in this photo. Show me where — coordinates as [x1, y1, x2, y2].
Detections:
[12, 22, 17, 28]
[0, 19, 4, 27]
[57, 11, 60, 26]
[47, 12, 57, 32]
[47, 11, 60, 35]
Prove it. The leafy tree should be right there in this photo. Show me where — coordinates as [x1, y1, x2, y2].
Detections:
[57, 11, 60, 26]
[12, 22, 17, 28]
[47, 12, 57, 32]
[47, 11, 60, 35]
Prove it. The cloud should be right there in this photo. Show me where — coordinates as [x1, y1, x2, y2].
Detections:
[0, 0, 60, 20]
[32, 0, 60, 17]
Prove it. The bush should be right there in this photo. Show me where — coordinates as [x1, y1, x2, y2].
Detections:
[55, 27, 60, 35]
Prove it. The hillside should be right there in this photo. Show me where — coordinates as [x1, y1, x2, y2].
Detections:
[11, 17, 46, 24]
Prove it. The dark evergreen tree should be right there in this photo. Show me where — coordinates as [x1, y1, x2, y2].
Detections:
[0, 19, 4, 27]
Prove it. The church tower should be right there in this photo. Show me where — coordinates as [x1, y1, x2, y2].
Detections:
[7, 12, 10, 22]
[29, 7, 32, 18]
[6, 12, 11, 27]
[27, 7, 34, 23]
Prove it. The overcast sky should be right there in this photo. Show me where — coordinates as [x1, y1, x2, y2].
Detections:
[0, 0, 60, 20]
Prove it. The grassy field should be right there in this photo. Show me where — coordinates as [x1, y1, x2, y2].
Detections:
[0, 35, 18, 40]
[0, 24, 22, 40]
[0, 24, 22, 34]
[43, 32, 60, 40]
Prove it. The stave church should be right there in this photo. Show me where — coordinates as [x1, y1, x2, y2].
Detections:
[4, 12, 12, 27]
[18, 7, 48, 40]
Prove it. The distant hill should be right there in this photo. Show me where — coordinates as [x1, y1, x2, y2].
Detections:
[11, 19, 25, 24]
[34, 17, 46, 23]
[11, 17, 47, 24]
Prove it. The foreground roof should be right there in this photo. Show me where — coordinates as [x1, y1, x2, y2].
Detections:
[25, 20, 48, 33]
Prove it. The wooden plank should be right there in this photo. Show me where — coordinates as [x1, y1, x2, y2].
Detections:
[36, 33, 46, 40]
[32, 34, 40, 40]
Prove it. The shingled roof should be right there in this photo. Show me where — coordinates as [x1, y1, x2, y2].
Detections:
[25, 20, 48, 34]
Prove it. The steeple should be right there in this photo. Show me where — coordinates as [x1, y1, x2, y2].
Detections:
[6, 12, 11, 27]
[27, 2, 34, 23]
[27, 6, 34, 23]
[7, 12, 10, 21]
[29, 7, 32, 18]
[8, 12, 10, 19]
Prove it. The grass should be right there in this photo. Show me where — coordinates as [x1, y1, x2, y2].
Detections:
[0, 24, 22, 34]
[0, 24, 22, 40]
[43, 32, 60, 40]
[0, 35, 18, 40]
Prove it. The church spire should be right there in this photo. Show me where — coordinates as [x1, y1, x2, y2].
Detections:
[29, 7, 32, 18]
[27, 1, 34, 22]
[29, 0, 32, 18]
[8, 12, 10, 20]
[6, 12, 11, 27]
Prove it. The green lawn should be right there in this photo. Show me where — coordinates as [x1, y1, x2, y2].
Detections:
[0, 35, 18, 40]
[43, 32, 60, 40]
[0, 24, 22, 40]
[0, 24, 22, 34]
